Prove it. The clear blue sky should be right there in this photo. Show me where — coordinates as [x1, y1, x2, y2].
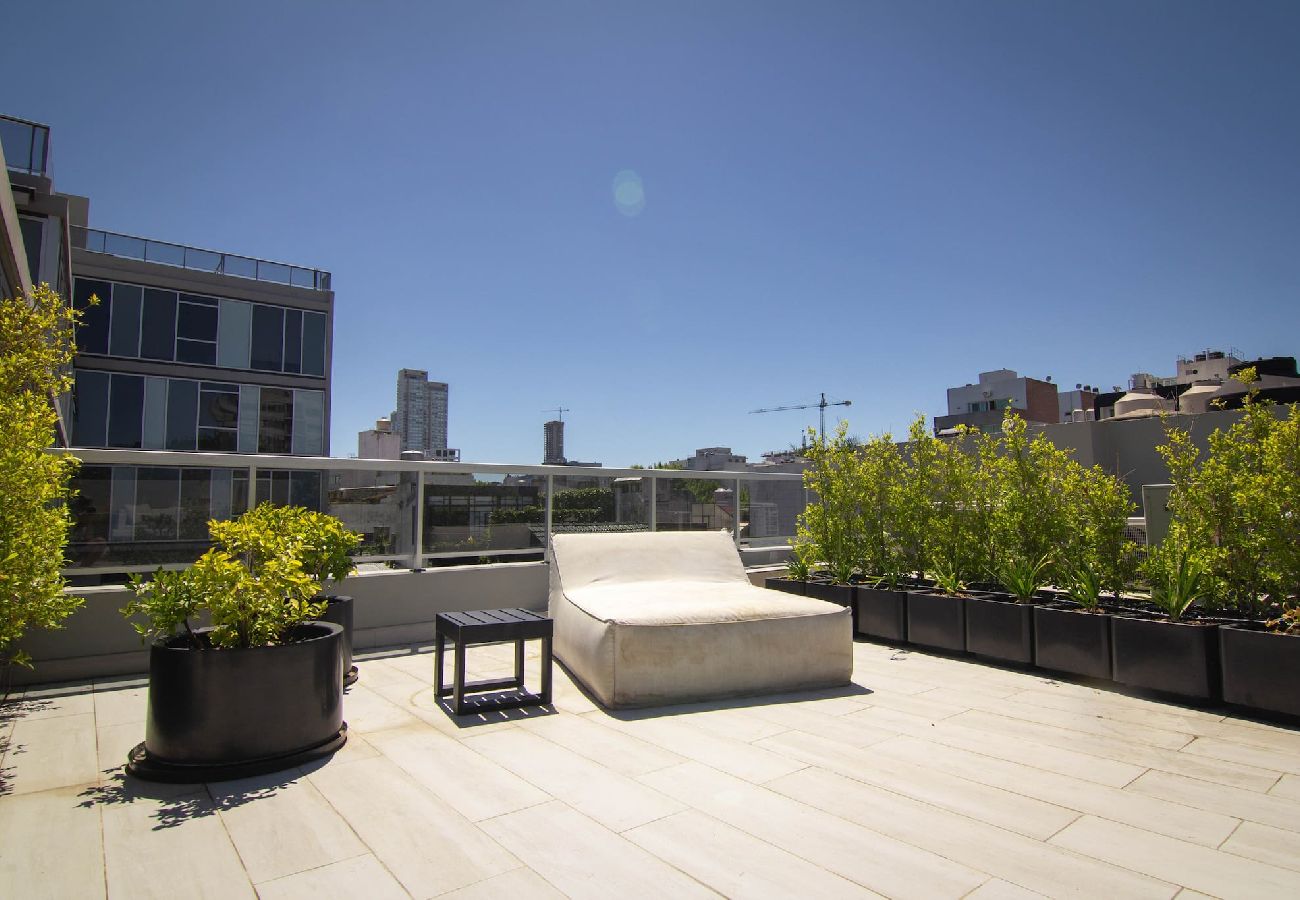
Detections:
[6, 1, 1298, 465]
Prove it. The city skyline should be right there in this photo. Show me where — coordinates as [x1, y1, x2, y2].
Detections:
[4, 2, 1297, 466]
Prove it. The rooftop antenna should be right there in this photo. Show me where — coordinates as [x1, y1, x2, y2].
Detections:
[749, 392, 852, 439]
[542, 406, 570, 422]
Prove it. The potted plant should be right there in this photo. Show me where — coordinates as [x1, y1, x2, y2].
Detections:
[793, 424, 864, 619]
[853, 429, 911, 642]
[214, 504, 362, 685]
[1034, 464, 1135, 680]
[766, 550, 811, 596]
[122, 508, 347, 782]
[966, 553, 1051, 665]
[1112, 545, 1220, 701]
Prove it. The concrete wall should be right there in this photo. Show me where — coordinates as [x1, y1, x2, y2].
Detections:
[14, 561, 549, 687]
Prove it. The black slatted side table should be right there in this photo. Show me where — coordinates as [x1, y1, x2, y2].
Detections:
[434, 608, 553, 715]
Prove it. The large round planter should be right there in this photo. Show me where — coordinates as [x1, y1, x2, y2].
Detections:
[1033, 604, 1113, 680]
[128, 622, 347, 782]
[906, 591, 967, 653]
[316, 595, 358, 686]
[964, 595, 1035, 665]
[856, 586, 908, 643]
[1111, 616, 1220, 701]
[764, 577, 807, 597]
[1219, 625, 1300, 719]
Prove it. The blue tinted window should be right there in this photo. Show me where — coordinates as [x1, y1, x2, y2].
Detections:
[176, 338, 217, 365]
[177, 296, 218, 340]
[250, 305, 284, 371]
[283, 309, 302, 374]
[107, 374, 144, 448]
[141, 289, 177, 360]
[108, 284, 142, 357]
[301, 312, 326, 376]
[74, 278, 111, 354]
[135, 468, 179, 540]
[258, 387, 293, 454]
[166, 379, 198, 451]
[73, 369, 110, 446]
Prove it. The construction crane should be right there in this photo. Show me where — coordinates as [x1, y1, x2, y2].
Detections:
[749, 392, 852, 440]
[542, 406, 570, 422]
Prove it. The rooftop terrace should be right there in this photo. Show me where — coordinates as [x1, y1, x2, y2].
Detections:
[4, 637, 1299, 898]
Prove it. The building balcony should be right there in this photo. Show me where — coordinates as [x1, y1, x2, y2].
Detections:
[0, 114, 50, 176]
[71, 225, 332, 291]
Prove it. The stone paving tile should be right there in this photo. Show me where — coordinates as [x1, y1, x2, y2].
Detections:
[3, 638, 1300, 898]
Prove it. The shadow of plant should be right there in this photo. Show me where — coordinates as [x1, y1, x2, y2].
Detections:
[0, 696, 56, 796]
[77, 766, 303, 830]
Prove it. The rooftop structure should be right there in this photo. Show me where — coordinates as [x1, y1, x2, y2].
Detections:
[936, 369, 1060, 435]
[394, 369, 451, 460]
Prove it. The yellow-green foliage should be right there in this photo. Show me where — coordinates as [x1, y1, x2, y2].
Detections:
[1156, 368, 1300, 625]
[795, 422, 864, 584]
[0, 284, 84, 667]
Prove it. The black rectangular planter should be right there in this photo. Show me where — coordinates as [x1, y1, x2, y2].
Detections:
[764, 576, 807, 597]
[1033, 604, 1113, 680]
[803, 580, 857, 629]
[1219, 626, 1300, 719]
[1111, 616, 1221, 701]
[856, 586, 908, 642]
[964, 596, 1035, 665]
[906, 591, 966, 653]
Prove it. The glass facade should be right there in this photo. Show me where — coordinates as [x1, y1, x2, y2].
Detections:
[73, 277, 326, 378]
[73, 368, 324, 456]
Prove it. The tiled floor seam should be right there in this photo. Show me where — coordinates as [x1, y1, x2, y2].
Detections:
[243, 848, 376, 888]
[1214, 817, 1246, 851]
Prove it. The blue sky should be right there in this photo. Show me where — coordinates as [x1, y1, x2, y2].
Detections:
[6, 1, 1298, 465]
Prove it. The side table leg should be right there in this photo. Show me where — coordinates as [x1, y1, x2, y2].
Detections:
[453, 639, 467, 715]
[540, 636, 553, 705]
[435, 634, 445, 697]
[514, 638, 525, 690]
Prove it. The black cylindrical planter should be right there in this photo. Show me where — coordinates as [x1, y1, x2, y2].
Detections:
[906, 591, 967, 653]
[964, 595, 1035, 665]
[1219, 625, 1300, 719]
[129, 622, 347, 782]
[1111, 616, 1220, 701]
[856, 586, 908, 643]
[764, 577, 807, 597]
[1033, 604, 1113, 680]
[317, 595, 358, 686]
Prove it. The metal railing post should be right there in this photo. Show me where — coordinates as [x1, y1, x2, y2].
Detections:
[412, 470, 425, 569]
[648, 476, 657, 531]
[733, 478, 742, 545]
[545, 474, 554, 550]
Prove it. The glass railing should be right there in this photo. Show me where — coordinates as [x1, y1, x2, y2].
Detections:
[70, 226, 331, 291]
[54, 449, 806, 579]
[0, 114, 50, 176]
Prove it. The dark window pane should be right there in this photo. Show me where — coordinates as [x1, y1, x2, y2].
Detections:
[176, 339, 217, 365]
[179, 469, 212, 540]
[69, 466, 112, 555]
[166, 379, 198, 451]
[74, 278, 110, 354]
[107, 374, 144, 448]
[250, 305, 284, 371]
[258, 387, 293, 454]
[289, 471, 322, 510]
[141, 289, 177, 361]
[19, 217, 42, 285]
[135, 467, 179, 541]
[73, 369, 109, 446]
[197, 427, 237, 452]
[108, 284, 142, 357]
[301, 312, 326, 376]
[177, 297, 218, 340]
[283, 309, 302, 374]
[199, 384, 239, 428]
[232, 471, 250, 517]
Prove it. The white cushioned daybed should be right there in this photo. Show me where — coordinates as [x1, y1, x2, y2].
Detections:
[548, 530, 853, 708]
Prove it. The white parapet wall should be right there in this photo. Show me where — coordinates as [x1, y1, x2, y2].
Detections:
[14, 562, 550, 687]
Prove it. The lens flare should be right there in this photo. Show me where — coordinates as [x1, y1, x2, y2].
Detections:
[612, 169, 645, 217]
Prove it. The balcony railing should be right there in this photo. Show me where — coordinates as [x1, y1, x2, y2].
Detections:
[0, 114, 50, 176]
[70, 226, 332, 291]
[52, 449, 806, 577]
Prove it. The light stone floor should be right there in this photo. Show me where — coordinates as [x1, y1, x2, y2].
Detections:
[3, 638, 1300, 899]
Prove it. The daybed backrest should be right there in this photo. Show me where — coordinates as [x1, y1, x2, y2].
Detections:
[549, 531, 748, 591]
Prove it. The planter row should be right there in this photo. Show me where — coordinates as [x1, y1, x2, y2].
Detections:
[766, 578, 1300, 720]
